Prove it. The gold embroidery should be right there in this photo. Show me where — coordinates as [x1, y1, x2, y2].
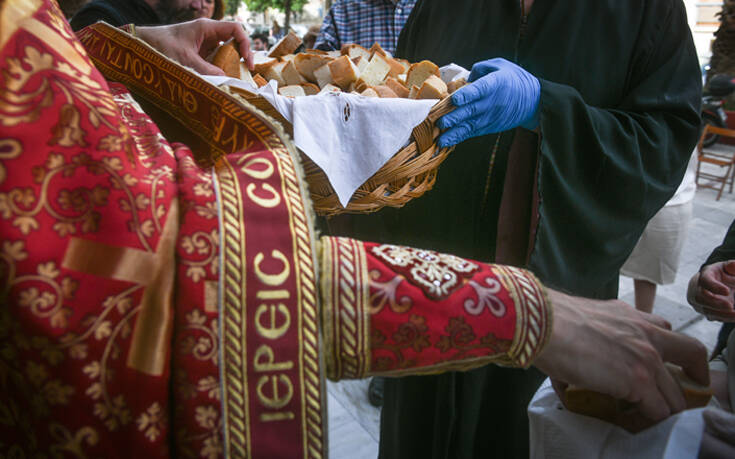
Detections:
[180, 229, 219, 282]
[62, 199, 178, 376]
[369, 270, 413, 314]
[136, 402, 166, 442]
[48, 424, 99, 459]
[180, 309, 219, 364]
[320, 237, 371, 380]
[0, 138, 22, 185]
[371, 244, 478, 299]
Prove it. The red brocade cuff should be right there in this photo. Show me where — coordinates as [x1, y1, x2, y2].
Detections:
[319, 237, 553, 380]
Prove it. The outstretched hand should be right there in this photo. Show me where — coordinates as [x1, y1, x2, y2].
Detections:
[534, 289, 709, 423]
[136, 19, 253, 76]
[437, 57, 540, 148]
[687, 260, 735, 322]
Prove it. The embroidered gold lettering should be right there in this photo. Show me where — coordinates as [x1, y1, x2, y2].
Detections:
[240, 157, 274, 180]
[260, 412, 295, 422]
[254, 303, 290, 340]
[256, 375, 293, 409]
[246, 183, 280, 208]
[253, 251, 290, 286]
[253, 345, 293, 372]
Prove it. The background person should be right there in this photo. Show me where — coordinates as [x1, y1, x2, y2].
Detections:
[251, 32, 269, 51]
[622, 153, 698, 313]
[315, 0, 417, 55]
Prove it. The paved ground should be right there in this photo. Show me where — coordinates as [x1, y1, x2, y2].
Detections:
[326, 175, 735, 458]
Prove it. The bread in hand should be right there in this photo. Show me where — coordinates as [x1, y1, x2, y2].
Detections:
[210, 39, 240, 78]
[563, 363, 712, 433]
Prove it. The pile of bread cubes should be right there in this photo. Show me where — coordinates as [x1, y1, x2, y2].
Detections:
[209, 31, 467, 99]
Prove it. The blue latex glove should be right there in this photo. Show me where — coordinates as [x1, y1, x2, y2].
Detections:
[437, 58, 541, 148]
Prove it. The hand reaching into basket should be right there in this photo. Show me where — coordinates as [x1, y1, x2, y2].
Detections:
[437, 58, 540, 148]
[136, 19, 254, 76]
[687, 260, 735, 321]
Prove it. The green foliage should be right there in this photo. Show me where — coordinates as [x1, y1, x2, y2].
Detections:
[243, 0, 308, 14]
[225, 0, 241, 16]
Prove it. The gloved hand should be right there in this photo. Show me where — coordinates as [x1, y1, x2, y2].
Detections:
[437, 58, 541, 148]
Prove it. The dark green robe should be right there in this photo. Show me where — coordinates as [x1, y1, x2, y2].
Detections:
[329, 0, 702, 457]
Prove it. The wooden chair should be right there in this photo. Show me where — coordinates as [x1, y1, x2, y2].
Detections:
[696, 125, 735, 200]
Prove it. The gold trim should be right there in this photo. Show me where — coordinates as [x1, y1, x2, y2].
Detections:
[320, 237, 371, 380]
[216, 158, 252, 459]
[492, 266, 551, 368]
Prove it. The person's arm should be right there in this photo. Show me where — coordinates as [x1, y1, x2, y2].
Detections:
[313, 7, 340, 51]
[136, 19, 254, 75]
[438, 1, 701, 295]
[320, 236, 708, 423]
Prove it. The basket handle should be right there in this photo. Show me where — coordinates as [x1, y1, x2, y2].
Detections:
[411, 96, 456, 153]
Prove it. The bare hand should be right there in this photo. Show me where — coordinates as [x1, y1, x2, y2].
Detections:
[687, 261, 735, 322]
[534, 288, 709, 422]
[136, 19, 254, 76]
[699, 408, 735, 459]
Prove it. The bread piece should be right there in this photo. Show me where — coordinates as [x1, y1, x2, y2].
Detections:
[210, 39, 240, 78]
[406, 60, 441, 90]
[238, 62, 257, 87]
[384, 77, 410, 98]
[385, 57, 407, 78]
[341, 43, 371, 61]
[416, 75, 448, 99]
[352, 79, 369, 93]
[408, 85, 420, 99]
[313, 63, 334, 88]
[254, 59, 279, 78]
[300, 82, 320, 95]
[305, 48, 328, 55]
[359, 53, 392, 86]
[281, 60, 306, 85]
[328, 55, 360, 89]
[326, 50, 342, 58]
[397, 73, 407, 84]
[395, 58, 410, 73]
[268, 31, 302, 58]
[373, 85, 398, 98]
[278, 85, 306, 97]
[318, 83, 341, 95]
[447, 77, 468, 94]
[352, 56, 369, 74]
[294, 53, 333, 82]
[261, 61, 287, 86]
[253, 73, 268, 88]
[369, 43, 388, 58]
[361, 87, 379, 97]
[563, 363, 712, 433]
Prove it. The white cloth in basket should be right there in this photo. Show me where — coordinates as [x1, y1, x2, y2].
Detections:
[204, 64, 470, 207]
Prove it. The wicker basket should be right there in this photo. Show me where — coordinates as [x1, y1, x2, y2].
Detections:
[230, 87, 455, 216]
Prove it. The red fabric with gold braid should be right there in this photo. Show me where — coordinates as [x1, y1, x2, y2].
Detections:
[1, 1, 554, 457]
[0, 1, 326, 457]
[319, 237, 552, 380]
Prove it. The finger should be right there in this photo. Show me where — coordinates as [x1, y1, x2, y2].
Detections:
[635, 378, 671, 421]
[438, 121, 476, 148]
[650, 328, 709, 386]
[725, 260, 735, 277]
[654, 361, 686, 414]
[468, 60, 501, 82]
[697, 288, 735, 311]
[699, 270, 732, 296]
[438, 99, 492, 129]
[700, 307, 735, 322]
[189, 55, 226, 76]
[451, 72, 499, 106]
[636, 311, 672, 331]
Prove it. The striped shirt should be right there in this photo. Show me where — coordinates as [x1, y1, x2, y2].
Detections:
[314, 0, 417, 55]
